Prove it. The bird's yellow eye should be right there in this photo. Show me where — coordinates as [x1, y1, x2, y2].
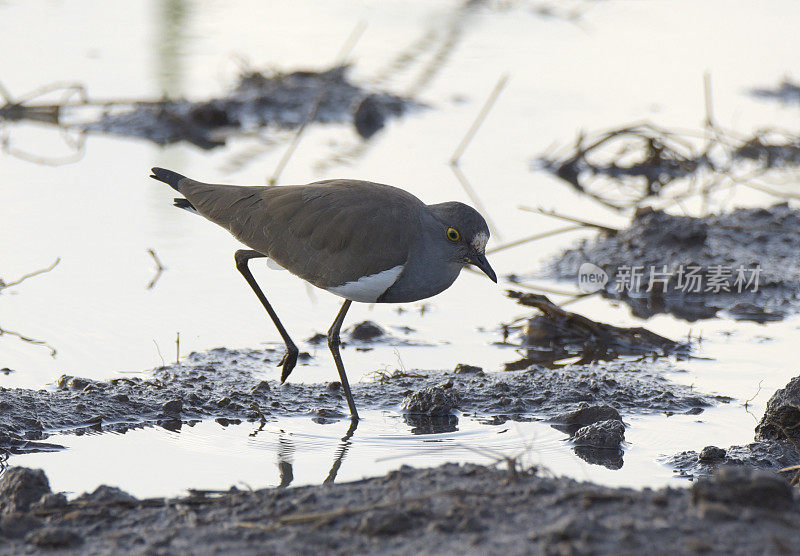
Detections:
[446, 227, 460, 242]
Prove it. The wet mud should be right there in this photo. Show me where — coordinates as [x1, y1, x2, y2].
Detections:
[0, 345, 727, 455]
[667, 375, 800, 481]
[550, 203, 800, 322]
[1, 462, 798, 555]
[668, 440, 797, 482]
[550, 403, 626, 469]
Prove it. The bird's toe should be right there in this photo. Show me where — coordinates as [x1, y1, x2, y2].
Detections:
[279, 348, 299, 382]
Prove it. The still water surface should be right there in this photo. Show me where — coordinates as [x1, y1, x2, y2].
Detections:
[1, 0, 799, 496]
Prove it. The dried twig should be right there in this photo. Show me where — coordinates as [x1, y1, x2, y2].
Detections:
[268, 91, 324, 185]
[0, 258, 60, 292]
[450, 164, 501, 240]
[446, 74, 509, 241]
[267, 22, 367, 185]
[518, 206, 619, 234]
[335, 21, 367, 65]
[0, 326, 57, 357]
[485, 225, 584, 255]
[146, 249, 166, 290]
[743, 379, 764, 410]
[152, 340, 166, 368]
[450, 74, 509, 165]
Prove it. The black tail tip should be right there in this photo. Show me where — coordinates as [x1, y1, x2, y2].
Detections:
[149, 167, 188, 192]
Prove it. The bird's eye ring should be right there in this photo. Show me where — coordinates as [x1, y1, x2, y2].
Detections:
[446, 227, 460, 242]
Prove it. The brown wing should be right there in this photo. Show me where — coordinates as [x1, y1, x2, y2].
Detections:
[177, 178, 424, 288]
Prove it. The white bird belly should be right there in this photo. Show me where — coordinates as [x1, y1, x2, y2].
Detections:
[326, 265, 404, 303]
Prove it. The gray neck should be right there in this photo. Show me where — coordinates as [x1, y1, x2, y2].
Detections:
[378, 210, 463, 303]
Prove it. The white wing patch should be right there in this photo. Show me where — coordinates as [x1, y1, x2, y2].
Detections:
[471, 232, 489, 253]
[326, 265, 404, 303]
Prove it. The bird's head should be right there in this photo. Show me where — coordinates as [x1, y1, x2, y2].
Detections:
[429, 201, 497, 282]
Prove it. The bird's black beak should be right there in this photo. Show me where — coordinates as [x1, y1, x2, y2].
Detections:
[468, 252, 497, 283]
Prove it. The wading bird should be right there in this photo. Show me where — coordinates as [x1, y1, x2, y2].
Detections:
[150, 168, 497, 419]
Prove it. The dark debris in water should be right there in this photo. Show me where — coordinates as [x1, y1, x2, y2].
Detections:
[87, 66, 416, 148]
[535, 119, 800, 211]
[1, 66, 419, 150]
[550, 203, 800, 322]
[749, 78, 800, 105]
[505, 291, 688, 366]
[347, 321, 386, 342]
[0, 347, 727, 454]
[307, 320, 428, 348]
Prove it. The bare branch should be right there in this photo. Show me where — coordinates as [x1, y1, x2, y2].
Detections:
[0, 258, 60, 292]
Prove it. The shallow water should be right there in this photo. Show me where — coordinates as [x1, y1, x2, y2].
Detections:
[9, 405, 752, 499]
[2, 0, 800, 496]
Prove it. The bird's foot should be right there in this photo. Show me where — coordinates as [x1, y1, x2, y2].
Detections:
[278, 346, 299, 383]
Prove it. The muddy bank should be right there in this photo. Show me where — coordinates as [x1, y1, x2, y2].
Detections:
[668, 440, 797, 481]
[0, 345, 727, 455]
[667, 375, 800, 481]
[0, 462, 798, 554]
[550, 203, 800, 322]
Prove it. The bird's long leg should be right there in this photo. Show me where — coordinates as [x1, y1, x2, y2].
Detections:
[327, 299, 359, 420]
[235, 249, 299, 381]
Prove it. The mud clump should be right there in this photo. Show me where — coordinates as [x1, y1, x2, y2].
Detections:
[550, 204, 800, 322]
[76, 485, 138, 505]
[698, 446, 727, 463]
[348, 321, 386, 342]
[553, 402, 622, 430]
[0, 513, 42, 540]
[453, 363, 483, 375]
[25, 527, 83, 549]
[569, 415, 626, 470]
[401, 385, 460, 415]
[755, 375, 800, 442]
[0, 467, 51, 514]
[572, 420, 625, 449]
[357, 508, 428, 536]
[161, 399, 183, 416]
[401, 385, 461, 434]
[692, 466, 794, 512]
